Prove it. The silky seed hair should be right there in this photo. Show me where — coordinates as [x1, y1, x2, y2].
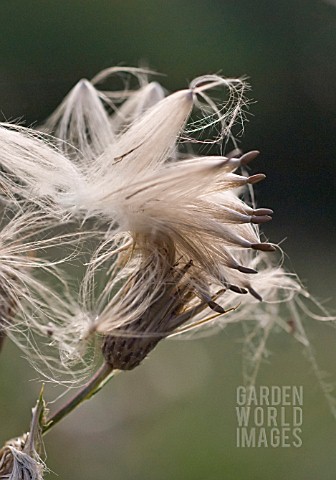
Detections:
[0, 67, 333, 392]
[0, 206, 96, 384]
[0, 123, 86, 214]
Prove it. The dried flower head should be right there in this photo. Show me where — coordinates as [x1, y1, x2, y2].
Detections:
[38, 70, 323, 375]
[0, 390, 46, 479]
[0, 67, 333, 398]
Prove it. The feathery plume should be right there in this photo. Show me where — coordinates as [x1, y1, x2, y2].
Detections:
[0, 67, 332, 389]
[0, 206, 94, 383]
[37, 72, 302, 372]
[0, 124, 86, 213]
[42, 78, 114, 161]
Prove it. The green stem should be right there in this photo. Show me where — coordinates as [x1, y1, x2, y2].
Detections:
[42, 362, 114, 435]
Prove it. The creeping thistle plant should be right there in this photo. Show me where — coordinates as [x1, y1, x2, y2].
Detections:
[0, 67, 334, 477]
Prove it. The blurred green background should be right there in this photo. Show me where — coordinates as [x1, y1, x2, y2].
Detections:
[0, 1, 335, 479]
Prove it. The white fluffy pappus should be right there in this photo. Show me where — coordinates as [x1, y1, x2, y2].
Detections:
[37, 70, 329, 374]
[0, 123, 86, 216]
[0, 67, 334, 398]
[0, 207, 96, 384]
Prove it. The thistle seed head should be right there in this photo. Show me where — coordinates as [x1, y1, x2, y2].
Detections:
[0, 65, 332, 391]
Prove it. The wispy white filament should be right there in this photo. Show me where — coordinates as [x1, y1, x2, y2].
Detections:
[0, 66, 333, 391]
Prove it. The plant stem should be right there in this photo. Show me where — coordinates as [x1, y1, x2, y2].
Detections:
[0, 330, 6, 353]
[42, 362, 114, 435]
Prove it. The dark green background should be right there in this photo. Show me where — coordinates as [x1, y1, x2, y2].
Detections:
[0, 1, 335, 479]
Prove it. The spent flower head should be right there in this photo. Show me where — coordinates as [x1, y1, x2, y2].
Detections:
[39, 70, 328, 375]
[0, 66, 333, 393]
[0, 389, 46, 479]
